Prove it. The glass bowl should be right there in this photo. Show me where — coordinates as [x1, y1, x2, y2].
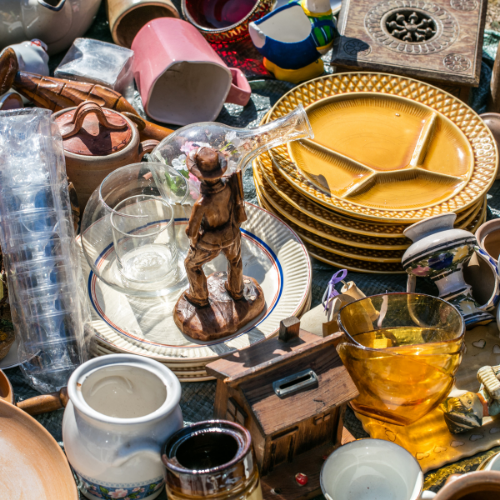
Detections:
[337, 293, 465, 426]
[80, 162, 190, 297]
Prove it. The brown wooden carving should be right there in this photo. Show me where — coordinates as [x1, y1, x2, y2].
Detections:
[206, 317, 358, 500]
[332, 0, 487, 102]
[173, 147, 265, 341]
[0, 48, 172, 142]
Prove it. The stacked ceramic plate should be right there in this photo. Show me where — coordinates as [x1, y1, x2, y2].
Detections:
[81, 203, 312, 381]
[253, 72, 498, 273]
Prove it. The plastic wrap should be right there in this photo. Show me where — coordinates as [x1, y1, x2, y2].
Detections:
[55, 38, 135, 100]
[0, 108, 90, 393]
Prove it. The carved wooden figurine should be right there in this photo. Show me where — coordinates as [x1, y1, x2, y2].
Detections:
[206, 317, 358, 500]
[0, 47, 171, 142]
[441, 364, 500, 434]
[173, 147, 265, 341]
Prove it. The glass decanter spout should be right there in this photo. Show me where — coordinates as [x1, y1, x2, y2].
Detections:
[150, 106, 313, 202]
[222, 105, 314, 173]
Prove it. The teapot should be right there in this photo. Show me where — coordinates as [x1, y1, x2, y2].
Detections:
[0, 0, 101, 55]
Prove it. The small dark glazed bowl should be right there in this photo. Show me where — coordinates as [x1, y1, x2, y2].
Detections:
[181, 0, 274, 44]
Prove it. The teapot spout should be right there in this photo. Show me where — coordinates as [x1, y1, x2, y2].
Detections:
[38, 0, 67, 12]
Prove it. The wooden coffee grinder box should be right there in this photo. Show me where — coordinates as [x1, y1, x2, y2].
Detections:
[331, 0, 488, 102]
[206, 318, 358, 500]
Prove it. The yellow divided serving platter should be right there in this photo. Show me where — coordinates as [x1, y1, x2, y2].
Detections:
[256, 150, 481, 238]
[266, 72, 498, 222]
[254, 155, 484, 251]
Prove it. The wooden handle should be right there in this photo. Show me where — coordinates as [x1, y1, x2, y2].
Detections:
[279, 317, 301, 342]
[17, 387, 69, 416]
[0, 48, 18, 96]
[59, 102, 127, 139]
[122, 112, 173, 143]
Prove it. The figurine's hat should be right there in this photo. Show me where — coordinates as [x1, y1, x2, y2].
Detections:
[187, 147, 227, 181]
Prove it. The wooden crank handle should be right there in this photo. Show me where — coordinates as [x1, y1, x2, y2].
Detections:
[59, 102, 127, 139]
[17, 387, 69, 416]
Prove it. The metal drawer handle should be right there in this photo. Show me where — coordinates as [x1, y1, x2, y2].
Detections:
[273, 369, 318, 398]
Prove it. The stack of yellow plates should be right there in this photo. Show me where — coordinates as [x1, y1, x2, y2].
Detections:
[253, 72, 498, 273]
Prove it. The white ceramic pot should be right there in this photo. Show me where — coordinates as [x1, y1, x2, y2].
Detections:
[63, 354, 183, 500]
[402, 213, 498, 328]
[0, 0, 101, 55]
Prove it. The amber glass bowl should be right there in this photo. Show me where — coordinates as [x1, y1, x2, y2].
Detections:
[337, 293, 465, 426]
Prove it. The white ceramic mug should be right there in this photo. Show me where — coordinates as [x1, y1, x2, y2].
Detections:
[321, 440, 436, 500]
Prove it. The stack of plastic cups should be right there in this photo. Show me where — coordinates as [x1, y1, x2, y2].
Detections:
[0, 108, 89, 393]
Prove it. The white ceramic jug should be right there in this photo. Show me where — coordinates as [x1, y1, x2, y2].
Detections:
[63, 354, 183, 500]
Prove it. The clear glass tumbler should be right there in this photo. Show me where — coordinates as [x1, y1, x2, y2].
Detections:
[111, 194, 178, 284]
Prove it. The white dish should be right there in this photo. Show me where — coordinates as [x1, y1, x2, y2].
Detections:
[81, 203, 311, 365]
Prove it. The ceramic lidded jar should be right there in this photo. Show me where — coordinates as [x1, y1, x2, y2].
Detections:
[162, 420, 263, 500]
[402, 213, 497, 328]
[53, 102, 158, 209]
[62, 354, 183, 500]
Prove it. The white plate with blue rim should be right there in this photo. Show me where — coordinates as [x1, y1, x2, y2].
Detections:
[79, 203, 312, 367]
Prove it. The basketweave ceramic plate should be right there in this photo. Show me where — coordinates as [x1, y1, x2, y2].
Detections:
[266, 73, 498, 222]
[289, 197, 487, 265]
[255, 160, 483, 253]
[256, 192, 486, 274]
[256, 178, 405, 263]
[255, 151, 480, 238]
[255, 163, 409, 250]
[356, 323, 500, 474]
[81, 203, 311, 363]
[256, 191, 405, 273]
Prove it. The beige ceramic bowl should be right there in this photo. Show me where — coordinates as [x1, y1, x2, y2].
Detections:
[476, 219, 500, 265]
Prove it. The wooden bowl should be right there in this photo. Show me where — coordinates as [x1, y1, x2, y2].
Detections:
[0, 398, 78, 499]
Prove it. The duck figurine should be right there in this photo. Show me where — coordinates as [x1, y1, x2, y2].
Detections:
[249, 0, 336, 83]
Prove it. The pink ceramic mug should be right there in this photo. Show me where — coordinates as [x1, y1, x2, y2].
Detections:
[131, 18, 251, 125]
